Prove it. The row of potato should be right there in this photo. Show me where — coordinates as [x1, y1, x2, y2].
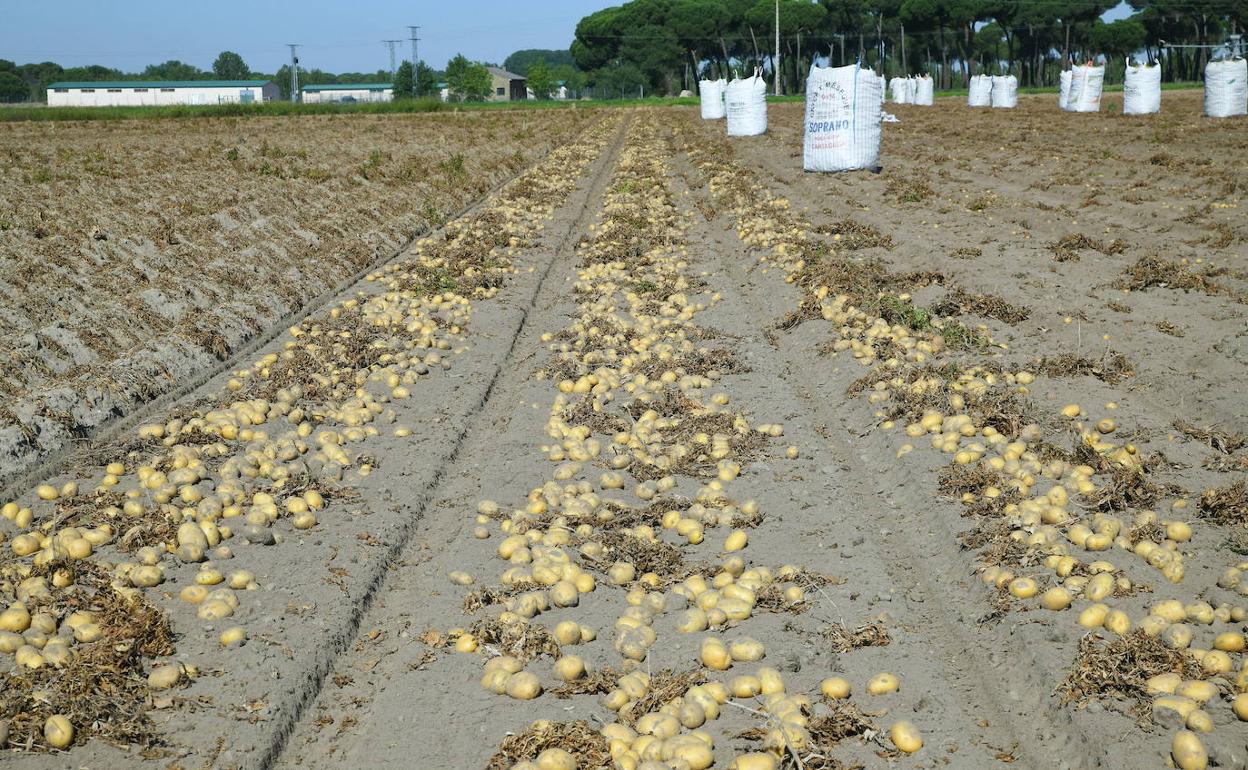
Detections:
[673, 117, 1243, 769]
[0, 117, 617, 751]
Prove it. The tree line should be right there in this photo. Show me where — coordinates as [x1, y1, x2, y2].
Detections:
[0, 48, 589, 104]
[571, 0, 1247, 94]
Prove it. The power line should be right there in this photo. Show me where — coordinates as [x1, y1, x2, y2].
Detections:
[383, 40, 403, 79]
[408, 25, 420, 96]
[286, 43, 300, 102]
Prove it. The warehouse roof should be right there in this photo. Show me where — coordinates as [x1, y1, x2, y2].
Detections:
[486, 67, 525, 81]
[302, 83, 393, 92]
[48, 80, 272, 89]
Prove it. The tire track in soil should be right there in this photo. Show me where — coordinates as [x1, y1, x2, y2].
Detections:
[266, 116, 636, 770]
[664, 123, 1094, 770]
[0, 125, 590, 499]
[0, 115, 625, 770]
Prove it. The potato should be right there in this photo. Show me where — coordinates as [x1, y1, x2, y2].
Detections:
[1039, 587, 1071, 610]
[220, 626, 247, 648]
[1171, 730, 1208, 770]
[699, 638, 731, 670]
[535, 748, 577, 770]
[730, 675, 761, 698]
[1007, 577, 1037, 599]
[724, 530, 748, 552]
[866, 672, 899, 695]
[730, 754, 778, 770]
[43, 714, 73, 749]
[148, 664, 182, 690]
[728, 637, 765, 662]
[820, 677, 851, 699]
[1233, 693, 1248, 721]
[505, 671, 541, 700]
[889, 720, 923, 754]
[554, 655, 586, 682]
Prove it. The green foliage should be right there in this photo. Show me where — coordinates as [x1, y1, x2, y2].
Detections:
[504, 49, 577, 76]
[527, 60, 555, 99]
[212, 51, 249, 79]
[445, 54, 492, 101]
[0, 72, 27, 103]
[416, 62, 439, 96]
[393, 61, 415, 98]
[142, 60, 204, 80]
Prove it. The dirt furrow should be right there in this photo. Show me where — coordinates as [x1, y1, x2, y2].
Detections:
[0, 115, 622, 769]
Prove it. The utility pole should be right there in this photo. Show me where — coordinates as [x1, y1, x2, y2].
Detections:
[408, 25, 421, 97]
[286, 44, 300, 102]
[383, 40, 402, 79]
[774, 0, 780, 95]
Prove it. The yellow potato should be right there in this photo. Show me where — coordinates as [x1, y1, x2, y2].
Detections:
[820, 677, 851, 699]
[889, 720, 923, 754]
[866, 672, 899, 695]
[43, 714, 73, 748]
[1171, 730, 1208, 770]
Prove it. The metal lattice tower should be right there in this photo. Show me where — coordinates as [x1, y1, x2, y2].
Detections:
[408, 26, 420, 96]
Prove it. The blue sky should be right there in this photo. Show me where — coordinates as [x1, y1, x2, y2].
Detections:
[0, 0, 605, 74]
[3, 0, 1134, 74]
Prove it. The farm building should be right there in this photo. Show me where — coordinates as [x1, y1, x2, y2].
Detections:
[301, 83, 394, 103]
[47, 80, 278, 107]
[486, 67, 526, 101]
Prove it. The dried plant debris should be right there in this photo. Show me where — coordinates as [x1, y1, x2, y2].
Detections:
[1173, 420, 1247, 455]
[737, 699, 877, 770]
[1030, 353, 1134, 384]
[0, 560, 175, 751]
[484, 720, 612, 770]
[1059, 631, 1204, 722]
[930, 288, 1030, 324]
[822, 622, 891, 653]
[814, 218, 895, 250]
[1048, 233, 1127, 262]
[618, 669, 708, 725]
[1155, 320, 1186, 337]
[1115, 255, 1246, 302]
[469, 618, 561, 662]
[1196, 479, 1248, 524]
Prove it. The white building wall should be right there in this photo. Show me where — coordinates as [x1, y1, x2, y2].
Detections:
[48, 85, 273, 107]
[301, 88, 394, 104]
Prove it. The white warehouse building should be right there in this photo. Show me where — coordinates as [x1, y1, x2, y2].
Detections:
[47, 80, 279, 107]
[301, 83, 394, 103]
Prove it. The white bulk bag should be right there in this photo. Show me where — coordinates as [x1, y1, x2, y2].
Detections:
[698, 78, 726, 119]
[906, 77, 918, 103]
[1204, 58, 1247, 118]
[890, 77, 910, 104]
[878, 73, 888, 107]
[968, 74, 992, 106]
[1122, 60, 1161, 115]
[913, 75, 934, 106]
[1059, 69, 1072, 110]
[803, 64, 883, 173]
[1067, 64, 1104, 112]
[991, 75, 1018, 108]
[725, 71, 768, 135]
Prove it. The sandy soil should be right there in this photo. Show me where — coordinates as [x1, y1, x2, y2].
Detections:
[2, 92, 1246, 770]
[0, 110, 595, 489]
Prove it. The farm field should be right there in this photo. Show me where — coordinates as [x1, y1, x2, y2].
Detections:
[1, 90, 1247, 770]
[0, 109, 597, 488]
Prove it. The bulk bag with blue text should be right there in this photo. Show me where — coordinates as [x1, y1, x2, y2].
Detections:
[803, 64, 882, 173]
[699, 79, 726, 119]
[725, 71, 768, 136]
